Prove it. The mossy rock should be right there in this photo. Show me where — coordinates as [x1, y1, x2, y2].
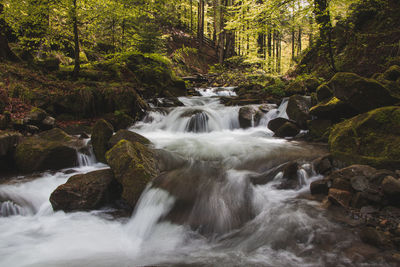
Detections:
[108, 130, 151, 148]
[382, 65, 400, 81]
[15, 134, 78, 173]
[329, 106, 400, 169]
[328, 72, 399, 113]
[308, 119, 333, 142]
[50, 169, 121, 212]
[310, 97, 358, 122]
[91, 119, 114, 163]
[104, 111, 135, 131]
[38, 128, 72, 143]
[274, 122, 300, 138]
[286, 95, 311, 129]
[316, 83, 333, 102]
[285, 80, 307, 96]
[106, 140, 158, 207]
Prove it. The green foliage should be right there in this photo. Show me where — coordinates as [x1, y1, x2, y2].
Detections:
[264, 78, 286, 97]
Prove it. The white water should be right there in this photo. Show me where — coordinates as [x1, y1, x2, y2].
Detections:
[0, 88, 387, 266]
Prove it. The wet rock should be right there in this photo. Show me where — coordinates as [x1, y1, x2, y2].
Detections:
[312, 154, 333, 175]
[238, 106, 257, 129]
[106, 140, 158, 208]
[328, 188, 352, 208]
[382, 176, 400, 202]
[150, 97, 184, 108]
[310, 179, 330, 195]
[0, 131, 22, 174]
[329, 106, 400, 169]
[360, 227, 388, 248]
[286, 95, 311, 129]
[316, 83, 333, 102]
[91, 119, 114, 163]
[328, 72, 399, 113]
[276, 162, 301, 190]
[274, 122, 300, 138]
[108, 129, 150, 148]
[351, 176, 369, 192]
[25, 125, 40, 134]
[50, 169, 121, 212]
[304, 77, 321, 92]
[186, 112, 209, 133]
[332, 178, 352, 191]
[268, 117, 292, 132]
[14, 128, 80, 173]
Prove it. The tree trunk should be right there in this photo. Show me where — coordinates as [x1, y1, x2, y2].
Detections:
[197, 0, 205, 46]
[0, 4, 17, 61]
[314, 0, 336, 72]
[72, 0, 80, 80]
[297, 26, 302, 56]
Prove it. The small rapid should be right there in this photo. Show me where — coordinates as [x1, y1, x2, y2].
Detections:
[0, 87, 388, 267]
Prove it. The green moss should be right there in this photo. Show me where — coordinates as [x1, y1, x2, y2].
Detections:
[329, 106, 400, 169]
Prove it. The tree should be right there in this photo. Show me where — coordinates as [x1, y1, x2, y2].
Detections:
[0, 3, 17, 61]
[71, 0, 80, 79]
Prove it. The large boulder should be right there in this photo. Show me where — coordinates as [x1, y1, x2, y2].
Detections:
[239, 106, 257, 129]
[108, 130, 150, 148]
[316, 83, 333, 102]
[381, 176, 400, 203]
[307, 119, 332, 141]
[50, 169, 121, 212]
[268, 117, 293, 132]
[23, 108, 56, 131]
[14, 128, 80, 173]
[382, 65, 400, 81]
[104, 111, 134, 131]
[106, 140, 158, 208]
[310, 97, 358, 122]
[329, 106, 400, 169]
[328, 72, 399, 113]
[286, 95, 311, 129]
[91, 119, 114, 163]
[274, 121, 300, 138]
[0, 131, 22, 174]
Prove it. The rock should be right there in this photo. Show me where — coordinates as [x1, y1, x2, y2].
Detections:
[108, 130, 151, 148]
[36, 57, 60, 71]
[360, 227, 388, 248]
[238, 106, 256, 129]
[328, 72, 399, 113]
[91, 119, 114, 163]
[186, 112, 209, 133]
[286, 95, 311, 129]
[0, 112, 11, 130]
[23, 108, 56, 131]
[49, 169, 121, 212]
[307, 119, 332, 141]
[14, 129, 79, 173]
[41, 116, 56, 130]
[268, 117, 292, 132]
[329, 106, 400, 169]
[104, 112, 134, 131]
[383, 65, 400, 81]
[327, 165, 377, 182]
[310, 97, 357, 122]
[313, 154, 333, 175]
[304, 77, 321, 92]
[351, 176, 369, 192]
[310, 179, 330, 195]
[332, 178, 352, 191]
[328, 188, 352, 208]
[106, 140, 158, 208]
[274, 121, 300, 138]
[285, 80, 307, 96]
[25, 125, 40, 134]
[316, 83, 333, 102]
[0, 131, 22, 174]
[150, 97, 184, 108]
[277, 162, 301, 190]
[382, 176, 400, 202]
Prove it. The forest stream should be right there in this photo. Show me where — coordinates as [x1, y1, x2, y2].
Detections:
[0, 87, 390, 267]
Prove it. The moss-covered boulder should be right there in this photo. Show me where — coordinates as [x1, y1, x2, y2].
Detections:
[307, 119, 332, 141]
[329, 106, 400, 169]
[14, 128, 79, 173]
[286, 95, 311, 129]
[382, 65, 400, 81]
[104, 111, 134, 131]
[274, 121, 300, 138]
[285, 80, 307, 96]
[0, 131, 22, 174]
[91, 119, 114, 163]
[106, 140, 158, 207]
[50, 169, 121, 212]
[310, 97, 358, 122]
[316, 83, 333, 102]
[108, 130, 150, 148]
[328, 72, 399, 113]
[238, 106, 257, 129]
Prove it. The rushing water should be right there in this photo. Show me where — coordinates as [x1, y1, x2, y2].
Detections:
[0, 87, 389, 267]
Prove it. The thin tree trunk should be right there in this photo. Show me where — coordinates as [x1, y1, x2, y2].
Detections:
[297, 26, 302, 56]
[267, 28, 272, 71]
[72, 0, 80, 80]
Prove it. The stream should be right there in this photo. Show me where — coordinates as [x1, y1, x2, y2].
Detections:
[0, 87, 389, 266]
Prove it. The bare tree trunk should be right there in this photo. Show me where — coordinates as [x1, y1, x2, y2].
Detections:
[267, 28, 272, 71]
[197, 0, 205, 46]
[297, 26, 302, 56]
[72, 0, 80, 80]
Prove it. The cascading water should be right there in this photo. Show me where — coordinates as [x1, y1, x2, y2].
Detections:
[0, 87, 390, 267]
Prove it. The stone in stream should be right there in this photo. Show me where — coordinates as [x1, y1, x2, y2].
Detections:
[268, 117, 292, 132]
[50, 169, 121, 212]
[274, 121, 300, 138]
[316, 83, 333, 102]
[285, 95, 311, 129]
[186, 112, 209, 133]
[106, 140, 158, 208]
[238, 106, 257, 129]
[91, 119, 114, 163]
[310, 97, 357, 122]
[14, 128, 83, 173]
[0, 131, 22, 174]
